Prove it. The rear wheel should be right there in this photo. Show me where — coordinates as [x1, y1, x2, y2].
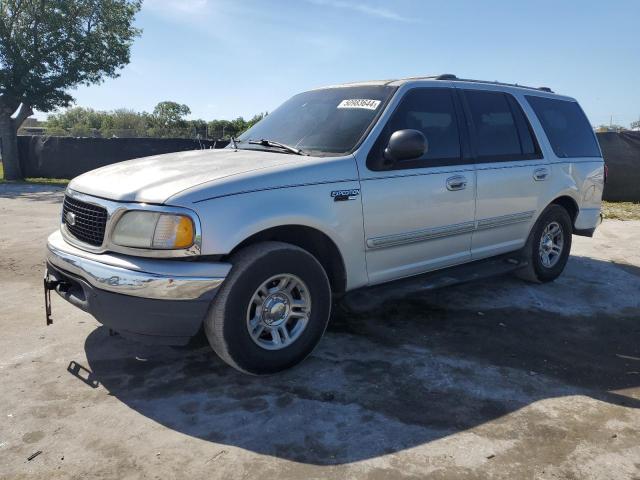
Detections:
[204, 241, 332, 374]
[516, 204, 573, 283]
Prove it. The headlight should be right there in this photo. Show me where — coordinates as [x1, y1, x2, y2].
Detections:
[112, 211, 195, 249]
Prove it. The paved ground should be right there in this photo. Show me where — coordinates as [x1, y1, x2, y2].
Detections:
[1, 183, 639, 479]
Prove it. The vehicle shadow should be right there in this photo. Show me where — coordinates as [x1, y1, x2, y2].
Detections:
[83, 255, 640, 465]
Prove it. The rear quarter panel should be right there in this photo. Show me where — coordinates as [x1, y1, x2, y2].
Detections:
[513, 90, 604, 232]
[546, 160, 604, 230]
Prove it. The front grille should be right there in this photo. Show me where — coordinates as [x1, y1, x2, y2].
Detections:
[62, 195, 108, 247]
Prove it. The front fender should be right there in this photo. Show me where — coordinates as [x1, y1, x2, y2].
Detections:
[191, 181, 368, 290]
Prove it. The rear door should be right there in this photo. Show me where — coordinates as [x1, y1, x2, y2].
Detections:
[458, 87, 549, 259]
[357, 86, 477, 285]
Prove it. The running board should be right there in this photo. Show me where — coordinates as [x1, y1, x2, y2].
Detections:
[341, 253, 527, 314]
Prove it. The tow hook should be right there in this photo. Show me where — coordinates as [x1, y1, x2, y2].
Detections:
[43, 275, 70, 325]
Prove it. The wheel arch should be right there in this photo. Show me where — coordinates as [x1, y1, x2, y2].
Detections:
[549, 195, 579, 230]
[226, 224, 348, 294]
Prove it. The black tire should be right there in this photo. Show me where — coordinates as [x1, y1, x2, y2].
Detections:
[516, 204, 573, 283]
[204, 241, 332, 375]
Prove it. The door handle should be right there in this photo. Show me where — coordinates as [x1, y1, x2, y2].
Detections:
[533, 167, 549, 181]
[446, 175, 467, 191]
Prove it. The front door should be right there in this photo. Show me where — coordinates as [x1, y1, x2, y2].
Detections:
[358, 87, 477, 285]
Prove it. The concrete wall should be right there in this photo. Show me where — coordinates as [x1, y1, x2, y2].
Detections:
[17, 136, 229, 179]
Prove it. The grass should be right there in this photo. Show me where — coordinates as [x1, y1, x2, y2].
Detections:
[0, 162, 69, 186]
[602, 201, 640, 221]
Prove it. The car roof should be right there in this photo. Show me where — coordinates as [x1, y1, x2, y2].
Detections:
[316, 74, 575, 101]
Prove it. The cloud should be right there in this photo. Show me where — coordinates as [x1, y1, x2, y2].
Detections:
[307, 0, 419, 23]
[144, 0, 209, 15]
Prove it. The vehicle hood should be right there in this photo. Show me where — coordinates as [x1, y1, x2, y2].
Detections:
[68, 149, 306, 204]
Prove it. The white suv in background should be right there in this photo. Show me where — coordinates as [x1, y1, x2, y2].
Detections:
[45, 74, 605, 374]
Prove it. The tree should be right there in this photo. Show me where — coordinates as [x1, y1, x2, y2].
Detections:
[631, 120, 640, 131]
[0, 0, 141, 180]
[187, 118, 208, 139]
[47, 107, 107, 136]
[152, 101, 189, 125]
[101, 108, 148, 137]
[149, 101, 191, 137]
[42, 104, 267, 140]
[207, 119, 232, 139]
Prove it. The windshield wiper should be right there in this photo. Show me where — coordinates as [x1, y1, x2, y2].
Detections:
[248, 139, 308, 156]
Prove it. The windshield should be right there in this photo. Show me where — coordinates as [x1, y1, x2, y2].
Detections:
[236, 85, 396, 157]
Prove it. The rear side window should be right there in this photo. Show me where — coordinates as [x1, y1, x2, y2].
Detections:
[464, 90, 539, 160]
[526, 96, 601, 158]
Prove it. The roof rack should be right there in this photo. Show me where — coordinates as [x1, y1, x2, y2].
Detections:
[430, 74, 554, 93]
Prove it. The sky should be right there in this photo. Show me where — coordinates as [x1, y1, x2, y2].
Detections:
[47, 0, 640, 127]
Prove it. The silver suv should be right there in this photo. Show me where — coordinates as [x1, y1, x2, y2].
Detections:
[45, 75, 605, 374]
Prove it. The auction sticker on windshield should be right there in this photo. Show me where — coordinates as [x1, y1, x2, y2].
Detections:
[337, 99, 381, 110]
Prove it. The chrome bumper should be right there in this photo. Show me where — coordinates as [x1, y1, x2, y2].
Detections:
[46, 230, 230, 301]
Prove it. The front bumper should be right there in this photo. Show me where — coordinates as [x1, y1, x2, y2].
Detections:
[46, 230, 231, 344]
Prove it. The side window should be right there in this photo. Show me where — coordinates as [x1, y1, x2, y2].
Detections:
[367, 88, 462, 170]
[465, 90, 524, 159]
[526, 96, 601, 158]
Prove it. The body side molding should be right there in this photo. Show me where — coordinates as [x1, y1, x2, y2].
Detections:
[367, 210, 536, 250]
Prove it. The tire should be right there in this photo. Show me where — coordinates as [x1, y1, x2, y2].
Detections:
[204, 241, 332, 374]
[516, 204, 573, 283]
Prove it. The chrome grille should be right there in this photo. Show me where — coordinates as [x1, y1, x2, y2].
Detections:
[62, 195, 108, 247]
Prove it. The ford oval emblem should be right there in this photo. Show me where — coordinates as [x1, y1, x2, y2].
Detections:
[65, 211, 77, 226]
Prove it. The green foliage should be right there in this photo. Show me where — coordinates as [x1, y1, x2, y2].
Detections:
[153, 101, 191, 125]
[102, 109, 149, 137]
[207, 112, 267, 139]
[148, 101, 191, 138]
[46, 107, 150, 137]
[44, 104, 268, 139]
[0, 0, 141, 180]
[0, 0, 142, 114]
[46, 107, 106, 136]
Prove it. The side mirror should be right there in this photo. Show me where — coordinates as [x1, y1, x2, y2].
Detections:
[383, 129, 428, 162]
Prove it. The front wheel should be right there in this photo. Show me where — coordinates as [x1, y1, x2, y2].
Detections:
[204, 241, 332, 374]
[516, 204, 573, 283]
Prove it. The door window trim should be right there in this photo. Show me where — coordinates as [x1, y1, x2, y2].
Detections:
[366, 87, 473, 171]
[457, 89, 543, 164]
